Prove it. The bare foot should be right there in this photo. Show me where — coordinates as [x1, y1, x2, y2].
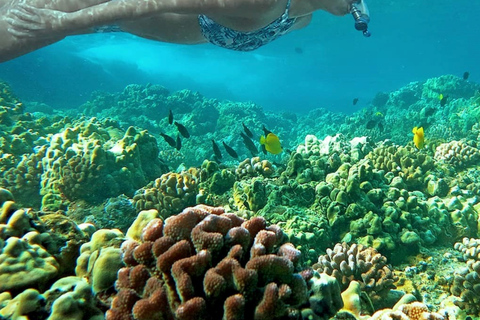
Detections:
[6, 2, 68, 38]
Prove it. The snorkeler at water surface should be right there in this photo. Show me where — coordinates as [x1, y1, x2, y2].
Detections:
[0, 0, 365, 62]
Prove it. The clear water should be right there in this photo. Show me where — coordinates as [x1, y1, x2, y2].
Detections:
[0, 0, 478, 114]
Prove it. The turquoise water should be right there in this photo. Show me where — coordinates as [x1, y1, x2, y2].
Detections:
[0, 0, 478, 113]
[1, 1, 480, 319]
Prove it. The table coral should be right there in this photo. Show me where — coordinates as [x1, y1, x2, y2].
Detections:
[106, 205, 341, 320]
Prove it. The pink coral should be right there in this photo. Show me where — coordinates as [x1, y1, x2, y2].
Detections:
[107, 205, 317, 320]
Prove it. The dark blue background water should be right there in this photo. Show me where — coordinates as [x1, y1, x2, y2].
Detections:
[0, 0, 478, 114]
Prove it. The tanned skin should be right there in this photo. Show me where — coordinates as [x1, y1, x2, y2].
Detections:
[0, 0, 355, 62]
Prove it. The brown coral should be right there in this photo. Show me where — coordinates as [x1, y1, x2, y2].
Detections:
[107, 205, 319, 320]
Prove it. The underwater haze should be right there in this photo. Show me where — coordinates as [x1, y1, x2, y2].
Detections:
[0, 0, 478, 113]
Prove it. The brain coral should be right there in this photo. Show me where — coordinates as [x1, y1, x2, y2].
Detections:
[106, 205, 336, 320]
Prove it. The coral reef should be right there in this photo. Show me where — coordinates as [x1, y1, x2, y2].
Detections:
[434, 140, 480, 169]
[132, 170, 198, 219]
[40, 120, 164, 211]
[106, 205, 341, 320]
[312, 242, 398, 307]
[451, 238, 480, 315]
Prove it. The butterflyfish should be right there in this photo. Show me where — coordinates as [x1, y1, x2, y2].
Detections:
[412, 126, 425, 149]
[259, 133, 282, 154]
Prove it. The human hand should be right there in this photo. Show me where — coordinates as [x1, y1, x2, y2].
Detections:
[6, 2, 68, 38]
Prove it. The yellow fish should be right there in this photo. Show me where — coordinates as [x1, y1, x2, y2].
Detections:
[260, 133, 282, 154]
[412, 126, 425, 149]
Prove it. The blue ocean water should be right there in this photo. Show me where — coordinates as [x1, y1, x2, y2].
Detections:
[0, 0, 478, 114]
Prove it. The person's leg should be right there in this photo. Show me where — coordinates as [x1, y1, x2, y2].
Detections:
[119, 13, 206, 44]
[0, 0, 110, 62]
[35, 0, 110, 12]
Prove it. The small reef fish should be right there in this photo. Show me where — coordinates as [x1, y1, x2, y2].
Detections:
[365, 120, 376, 129]
[353, 98, 359, 105]
[260, 133, 282, 155]
[222, 141, 239, 159]
[241, 132, 258, 156]
[242, 122, 254, 139]
[176, 135, 182, 151]
[168, 109, 174, 124]
[439, 94, 448, 107]
[174, 121, 190, 138]
[366, 112, 384, 130]
[412, 126, 425, 149]
[423, 106, 436, 117]
[463, 71, 470, 80]
[212, 140, 223, 160]
[160, 133, 177, 148]
[262, 125, 272, 136]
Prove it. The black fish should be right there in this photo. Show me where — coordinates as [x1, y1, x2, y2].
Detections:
[463, 71, 470, 80]
[423, 106, 436, 117]
[174, 121, 190, 138]
[440, 95, 448, 107]
[212, 140, 223, 159]
[241, 132, 258, 156]
[294, 47, 303, 54]
[353, 98, 359, 105]
[160, 133, 176, 148]
[176, 135, 182, 151]
[168, 109, 173, 124]
[262, 125, 272, 136]
[377, 122, 384, 132]
[222, 141, 238, 159]
[242, 122, 253, 139]
[366, 120, 377, 129]
[261, 144, 267, 155]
